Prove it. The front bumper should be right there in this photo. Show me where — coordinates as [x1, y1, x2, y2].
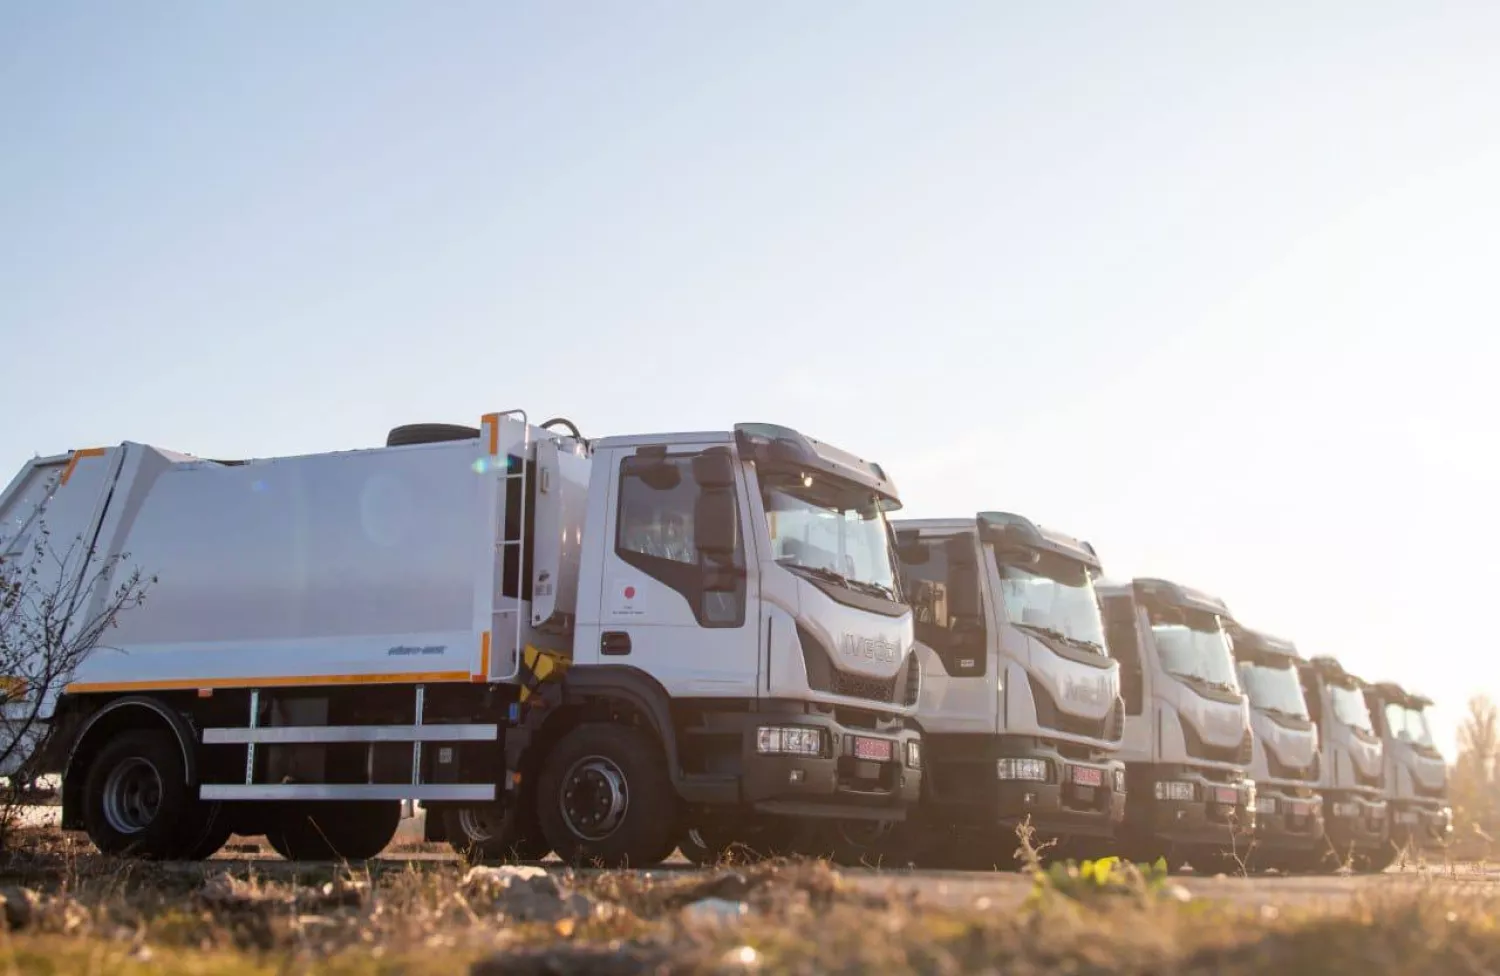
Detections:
[1323, 790, 1388, 851]
[740, 714, 922, 821]
[919, 735, 1127, 839]
[1251, 786, 1326, 852]
[1390, 800, 1452, 849]
[1133, 765, 1257, 847]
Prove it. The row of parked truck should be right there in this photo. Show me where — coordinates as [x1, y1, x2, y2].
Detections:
[0, 413, 1449, 871]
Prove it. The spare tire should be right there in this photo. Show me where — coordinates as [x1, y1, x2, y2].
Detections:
[386, 423, 481, 447]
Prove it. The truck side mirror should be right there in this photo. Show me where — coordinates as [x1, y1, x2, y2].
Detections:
[692, 449, 736, 490]
[694, 491, 738, 557]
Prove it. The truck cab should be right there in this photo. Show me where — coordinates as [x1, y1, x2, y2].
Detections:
[1365, 681, 1451, 859]
[1095, 578, 1256, 869]
[1295, 656, 1389, 871]
[885, 513, 1126, 867]
[1227, 623, 1325, 870]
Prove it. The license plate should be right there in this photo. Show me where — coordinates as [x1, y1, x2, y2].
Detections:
[1215, 787, 1239, 805]
[1071, 766, 1104, 787]
[852, 736, 893, 762]
[1289, 801, 1311, 816]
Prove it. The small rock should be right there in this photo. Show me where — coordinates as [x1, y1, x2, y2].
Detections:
[1163, 883, 1193, 903]
[462, 864, 596, 924]
[680, 897, 749, 925]
[717, 945, 762, 973]
[0, 886, 39, 930]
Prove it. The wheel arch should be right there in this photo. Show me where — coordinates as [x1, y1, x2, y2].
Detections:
[537, 666, 684, 789]
[61, 696, 198, 830]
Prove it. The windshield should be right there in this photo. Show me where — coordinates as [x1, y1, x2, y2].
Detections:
[993, 549, 1106, 650]
[1330, 683, 1374, 733]
[1237, 662, 1309, 718]
[761, 474, 898, 596]
[1149, 607, 1238, 690]
[1383, 702, 1436, 748]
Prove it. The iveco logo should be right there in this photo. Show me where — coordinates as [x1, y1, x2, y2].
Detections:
[1062, 675, 1108, 706]
[840, 634, 899, 664]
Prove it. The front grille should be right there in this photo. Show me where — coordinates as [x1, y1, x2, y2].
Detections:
[797, 623, 904, 706]
[1182, 720, 1251, 766]
[1266, 748, 1317, 782]
[1106, 695, 1126, 741]
[1028, 674, 1110, 739]
[902, 654, 921, 706]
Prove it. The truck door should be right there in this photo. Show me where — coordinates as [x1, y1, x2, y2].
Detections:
[582, 443, 760, 698]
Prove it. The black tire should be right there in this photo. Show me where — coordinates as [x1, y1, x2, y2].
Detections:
[81, 729, 194, 859]
[536, 723, 679, 868]
[182, 807, 234, 860]
[444, 802, 551, 863]
[386, 423, 481, 447]
[267, 801, 402, 861]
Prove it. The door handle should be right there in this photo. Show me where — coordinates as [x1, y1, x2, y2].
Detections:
[601, 632, 632, 656]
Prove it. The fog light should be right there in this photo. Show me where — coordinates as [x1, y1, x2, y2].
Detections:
[756, 726, 824, 757]
[788, 769, 805, 784]
[906, 740, 923, 770]
[1154, 780, 1196, 802]
[996, 758, 1049, 782]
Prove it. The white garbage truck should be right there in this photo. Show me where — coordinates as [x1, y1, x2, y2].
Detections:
[0, 414, 922, 865]
[1294, 655, 1388, 871]
[1364, 680, 1451, 861]
[878, 512, 1126, 868]
[1226, 622, 1325, 872]
[1093, 578, 1256, 870]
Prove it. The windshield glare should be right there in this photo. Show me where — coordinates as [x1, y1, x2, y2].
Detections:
[1384, 702, 1436, 748]
[761, 475, 897, 594]
[1237, 662, 1309, 718]
[993, 549, 1106, 649]
[1330, 683, 1375, 733]
[1149, 607, 1238, 689]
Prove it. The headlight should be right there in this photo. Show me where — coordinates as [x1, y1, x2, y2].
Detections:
[756, 726, 824, 757]
[996, 758, 1050, 782]
[1154, 780, 1196, 802]
[1331, 801, 1360, 818]
[1255, 796, 1277, 815]
[906, 740, 923, 770]
[1112, 767, 1127, 793]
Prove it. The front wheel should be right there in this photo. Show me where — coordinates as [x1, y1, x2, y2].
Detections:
[536, 724, 679, 868]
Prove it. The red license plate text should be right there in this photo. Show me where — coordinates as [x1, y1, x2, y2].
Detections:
[1071, 766, 1104, 787]
[853, 737, 893, 762]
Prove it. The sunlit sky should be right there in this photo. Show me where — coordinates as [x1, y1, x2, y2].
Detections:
[3, 4, 1496, 756]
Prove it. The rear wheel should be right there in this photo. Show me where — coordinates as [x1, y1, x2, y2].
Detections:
[537, 724, 678, 868]
[444, 802, 551, 862]
[81, 730, 194, 859]
[267, 801, 402, 861]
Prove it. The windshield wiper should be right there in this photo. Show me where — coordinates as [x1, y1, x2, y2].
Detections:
[1261, 705, 1306, 720]
[845, 578, 898, 601]
[778, 560, 897, 602]
[1015, 622, 1102, 653]
[1167, 669, 1235, 693]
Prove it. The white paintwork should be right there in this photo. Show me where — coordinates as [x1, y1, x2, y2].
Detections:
[530, 439, 590, 633]
[895, 518, 1121, 746]
[1307, 678, 1383, 794]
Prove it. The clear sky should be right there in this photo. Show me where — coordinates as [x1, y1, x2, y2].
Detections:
[3, 3, 1496, 755]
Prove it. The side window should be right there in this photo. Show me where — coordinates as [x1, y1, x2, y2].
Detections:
[1101, 596, 1145, 714]
[899, 535, 985, 676]
[615, 448, 746, 628]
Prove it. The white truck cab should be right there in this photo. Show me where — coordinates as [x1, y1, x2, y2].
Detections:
[2, 415, 922, 867]
[1094, 578, 1256, 869]
[1365, 681, 1452, 860]
[1227, 622, 1325, 871]
[1294, 656, 1389, 871]
[883, 513, 1126, 867]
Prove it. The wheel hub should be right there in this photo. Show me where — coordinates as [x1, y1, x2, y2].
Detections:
[101, 757, 164, 835]
[457, 807, 497, 842]
[559, 755, 629, 841]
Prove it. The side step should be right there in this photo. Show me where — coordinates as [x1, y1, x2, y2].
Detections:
[200, 783, 495, 802]
[202, 724, 498, 744]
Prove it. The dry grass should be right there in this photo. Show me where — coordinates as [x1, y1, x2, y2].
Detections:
[0, 829, 1493, 974]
